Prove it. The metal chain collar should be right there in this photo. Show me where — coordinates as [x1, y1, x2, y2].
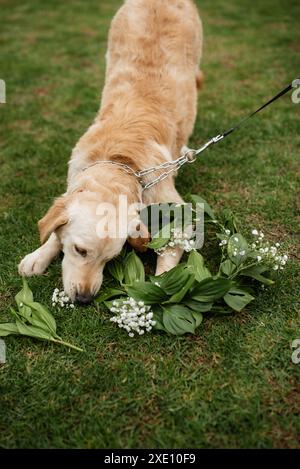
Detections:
[81, 134, 224, 191]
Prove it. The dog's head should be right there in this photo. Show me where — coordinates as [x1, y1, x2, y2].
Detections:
[38, 182, 150, 304]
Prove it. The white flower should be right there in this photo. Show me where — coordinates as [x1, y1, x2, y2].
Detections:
[239, 250, 246, 256]
[52, 288, 74, 309]
[252, 229, 259, 236]
[257, 256, 262, 262]
[273, 265, 279, 271]
[219, 239, 227, 247]
[109, 297, 155, 337]
[225, 229, 231, 235]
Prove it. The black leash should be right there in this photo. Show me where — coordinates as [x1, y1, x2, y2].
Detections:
[82, 78, 299, 190]
[221, 78, 299, 139]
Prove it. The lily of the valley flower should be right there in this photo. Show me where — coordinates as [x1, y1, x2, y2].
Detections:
[110, 297, 156, 337]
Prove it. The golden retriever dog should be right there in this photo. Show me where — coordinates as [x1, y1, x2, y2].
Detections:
[18, 0, 203, 304]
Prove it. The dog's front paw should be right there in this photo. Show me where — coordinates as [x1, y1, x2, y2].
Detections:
[18, 249, 48, 277]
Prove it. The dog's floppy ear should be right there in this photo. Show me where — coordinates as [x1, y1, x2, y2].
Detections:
[127, 221, 151, 253]
[38, 196, 69, 245]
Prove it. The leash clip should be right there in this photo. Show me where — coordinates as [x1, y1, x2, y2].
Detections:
[212, 134, 224, 143]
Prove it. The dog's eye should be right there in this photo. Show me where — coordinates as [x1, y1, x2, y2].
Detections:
[75, 245, 87, 257]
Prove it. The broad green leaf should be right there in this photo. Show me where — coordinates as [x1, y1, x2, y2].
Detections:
[147, 237, 170, 250]
[15, 278, 34, 320]
[220, 259, 236, 277]
[15, 278, 33, 305]
[240, 265, 275, 286]
[147, 221, 173, 250]
[166, 274, 195, 303]
[153, 265, 190, 295]
[95, 288, 126, 303]
[227, 234, 248, 266]
[190, 194, 215, 220]
[0, 323, 19, 337]
[25, 302, 57, 334]
[224, 288, 255, 312]
[192, 311, 203, 328]
[152, 305, 166, 332]
[162, 305, 196, 335]
[107, 258, 124, 284]
[153, 266, 187, 294]
[16, 320, 53, 340]
[126, 282, 168, 305]
[191, 278, 231, 302]
[124, 251, 145, 285]
[187, 251, 211, 282]
[183, 299, 213, 312]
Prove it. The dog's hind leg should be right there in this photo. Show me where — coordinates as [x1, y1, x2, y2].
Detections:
[18, 233, 61, 277]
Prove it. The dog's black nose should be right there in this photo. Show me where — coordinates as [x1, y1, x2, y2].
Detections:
[75, 293, 93, 305]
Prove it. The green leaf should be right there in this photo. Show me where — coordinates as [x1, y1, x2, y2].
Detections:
[147, 221, 173, 250]
[227, 233, 248, 266]
[15, 320, 54, 340]
[190, 194, 215, 220]
[15, 278, 34, 305]
[95, 288, 126, 303]
[192, 311, 203, 328]
[183, 299, 213, 312]
[126, 282, 168, 305]
[153, 265, 191, 295]
[24, 302, 57, 335]
[166, 274, 195, 303]
[124, 251, 145, 285]
[240, 265, 275, 286]
[15, 278, 34, 320]
[0, 323, 19, 337]
[187, 251, 211, 282]
[147, 237, 170, 250]
[220, 259, 237, 277]
[224, 288, 255, 312]
[191, 278, 231, 302]
[107, 258, 124, 284]
[151, 305, 166, 332]
[162, 305, 196, 335]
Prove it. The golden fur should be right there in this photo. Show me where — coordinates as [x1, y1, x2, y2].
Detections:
[19, 0, 203, 303]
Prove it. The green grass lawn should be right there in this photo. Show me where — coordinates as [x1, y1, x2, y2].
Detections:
[0, 0, 300, 449]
